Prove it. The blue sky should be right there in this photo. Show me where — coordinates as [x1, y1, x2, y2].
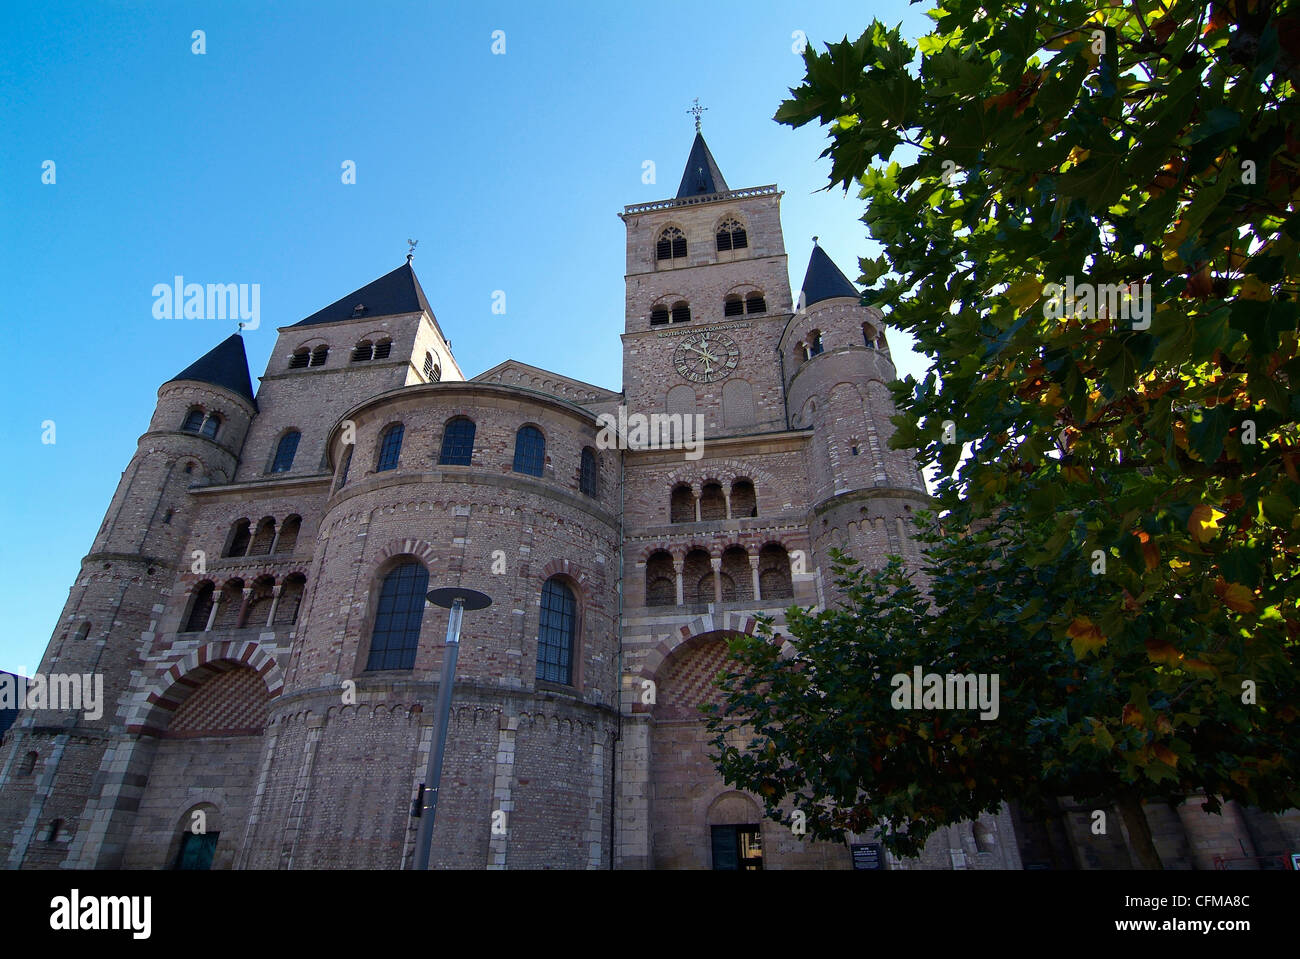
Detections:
[0, 0, 930, 672]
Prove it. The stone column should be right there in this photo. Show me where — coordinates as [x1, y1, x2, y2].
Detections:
[710, 557, 722, 605]
[266, 585, 283, 628]
[673, 557, 684, 607]
[724, 491, 732, 519]
[693, 484, 701, 522]
[204, 596, 220, 632]
[237, 587, 254, 628]
[750, 556, 762, 602]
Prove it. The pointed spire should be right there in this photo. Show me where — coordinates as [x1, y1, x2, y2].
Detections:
[800, 243, 860, 307]
[167, 333, 257, 406]
[675, 131, 729, 199]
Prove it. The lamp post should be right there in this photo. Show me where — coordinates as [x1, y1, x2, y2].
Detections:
[413, 585, 492, 870]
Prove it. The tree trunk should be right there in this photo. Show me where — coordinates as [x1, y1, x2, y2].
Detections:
[1117, 794, 1164, 869]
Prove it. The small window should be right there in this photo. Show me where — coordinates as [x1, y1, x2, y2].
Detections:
[670, 302, 691, 324]
[271, 431, 301, 473]
[439, 418, 475, 466]
[351, 340, 373, 362]
[863, 322, 875, 347]
[200, 414, 221, 439]
[808, 330, 824, 356]
[650, 306, 670, 326]
[376, 424, 404, 472]
[536, 578, 577, 685]
[579, 447, 598, 498]
[656, 226, 687, 261]
[176, 831, 219, 870]
[513, 425, 545, 477]
[336, 446, 353, 489]
[289, 348, 310, 369]
[181, 409, 205, 433]
[309, 345, 329, 367]
[74, 622, 91, 641]
[373, 339, 392, 360]
[723, 296, 744, 317]
[20, 751, 37, 776]
[163, 508, 174, 524]
[423, 352, 441, 381]
[716, 218, 748, 252]
[46, 819, 63, 843]
[745, 293, 766, 314]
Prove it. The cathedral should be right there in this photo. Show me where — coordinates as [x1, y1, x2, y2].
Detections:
[2, 127, 1292, 870]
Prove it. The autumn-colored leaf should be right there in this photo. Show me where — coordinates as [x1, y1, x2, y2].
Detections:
[1188, 505, 1226, 543]
[1067, 616, 1106, 658]
[1145, 639, 1181, 666]
[1214, 577, 1257, 614]
[1122, 704, 1145, 729]
[1153, 744, 1179, 767]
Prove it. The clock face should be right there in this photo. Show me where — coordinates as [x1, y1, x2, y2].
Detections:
[673, 330, 740, 383]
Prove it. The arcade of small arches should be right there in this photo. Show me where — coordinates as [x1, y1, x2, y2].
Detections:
[643, 542, 795, 607]
[793, 321, 888, 366]
[180, 406, 223, 439]
[669, 478, 757, 523]
[648, 291, 768, 328]
[223, 515, 301, 557]
[287, 340, 444, 384]
[654, 217, 749, 264]
[181, 573, 306, 633]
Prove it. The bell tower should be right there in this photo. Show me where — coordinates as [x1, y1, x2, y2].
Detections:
[619, 125, 792, 438]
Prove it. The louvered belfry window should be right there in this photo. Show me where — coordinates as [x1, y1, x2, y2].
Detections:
[656, 226, 686, 261]
[716, 218, 747, 251]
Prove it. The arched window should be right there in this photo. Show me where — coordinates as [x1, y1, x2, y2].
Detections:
[227, 519, 252, 557]
[536, 578, 577, 685]
[275, 574, 306, 626]
[722, 547, 752, 602]
[184, 582, 215, 632]
[423, 352, 441, 381]
[200, 414, 221, 439]
[74, 622, 91, 642]
[365, 561, 429, 671]
[181, 409, 206, 433]
[274, 515, 301, 554]
[670, 484, 695, 523]
[351, 340, 374, 362]
[808, 330, 824, 356]
[731, 479, 757, 518]
[45, 819, 63, 842]
[759, 544, 794, 599]
[309, 345, 329, 367]
[650, 305, 670, 326]
[439, 418, 476, 466]
[700, 482, 726, 520]
[716, 218, 748, 251]
[645, 552, 676, 607]
[580, 447, 599, 497]
[289, 348, 310, 369]
[670, 301, 691, 324]
[656, 226, 687, 261]
[336, 446, 353, 489]
[271, 432, 300, 473]
[723, 295, 744, 317]
[215, 579, 245, 628]
[376, 424, 404, 472]
[863, 322, 876, 348]
[19, 751, 37, 776]
[973, 822, 996, 853]
[513, 425, 545, 477]
[745, 293, 767, 314]
[245, 576, 276, 627]
[248, 517, 276, 556]
[683, 549, 713, 604]
[372, 339, 392, 360]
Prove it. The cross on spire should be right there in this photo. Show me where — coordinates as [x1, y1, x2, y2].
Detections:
[687, 97, 707, 132]
[407, 238, 419, 263]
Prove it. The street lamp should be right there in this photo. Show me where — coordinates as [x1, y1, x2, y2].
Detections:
[413, 585, 492, 871]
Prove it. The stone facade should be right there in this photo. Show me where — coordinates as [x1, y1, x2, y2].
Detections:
[2, 130, 1295, 871]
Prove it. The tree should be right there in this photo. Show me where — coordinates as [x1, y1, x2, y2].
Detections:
[707, 0, 1300, 867]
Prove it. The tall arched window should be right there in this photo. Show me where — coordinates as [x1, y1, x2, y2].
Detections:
[580, 447, 599, 498]
[271, 431, 300, 473]
[439, 418, 475, 465]
[275, 574, 306, 626]
[376, 424, 404, 471]
[226, 519, 252, 557]
[365, 561, 429, 671]
[181, 409, 205, 432]
[645, 552, 676, 607]
[248, 517, 276, 556]
[336, 446, 353, 489]
[716, 218, 748, 251]
[536, 578, 577, 685]
[656, 226, 687, 261]
[808, 330, 824, 356]
[274, 515, 301, 554]
[759, 544, 794, 599]
[513, 426, 545, 477]
[670, 484, 695, 523]
[200, 413, 221, 439]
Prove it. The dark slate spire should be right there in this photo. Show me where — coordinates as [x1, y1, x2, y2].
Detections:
[293, 262, 436, 328]
[800, 241, 860, 307]
[675, 132, 729, 199]
[167, 333, 256, 406]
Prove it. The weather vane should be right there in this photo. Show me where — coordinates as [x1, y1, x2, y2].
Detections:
[407, 238, 419, 262]
[688, 98, 707, 132]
